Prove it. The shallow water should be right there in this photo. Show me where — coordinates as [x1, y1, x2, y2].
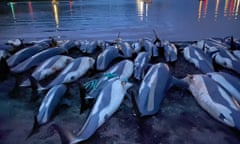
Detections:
[0, 0, 240, 43]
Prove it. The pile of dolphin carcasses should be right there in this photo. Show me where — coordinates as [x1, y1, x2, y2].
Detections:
[0, 35, 240, 143]
[182, 36, 240, 130]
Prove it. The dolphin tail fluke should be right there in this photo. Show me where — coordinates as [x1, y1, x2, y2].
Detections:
[0, 57, 11, 81]
[51, 124, 75, 144]
[28, 75, 48, 91]
[26, 116, 40, 139]
[29, 76, 38, 89]
[153, 29, 161, 46]
[171, 76, 189, 89]
[28, 76, 40, 101]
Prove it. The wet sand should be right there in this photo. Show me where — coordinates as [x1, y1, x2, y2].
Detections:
[0, 44, 240, 144]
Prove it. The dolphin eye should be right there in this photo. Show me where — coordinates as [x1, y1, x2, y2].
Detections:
[219, 113, 226, 121]
[223, 62, 227, 66]
[70, 76, 75, 80]
[189, 75, 193, 80]
[121, 81, 126, 86]
[88, 58, 92, 63]
[66, 59, 71, 64]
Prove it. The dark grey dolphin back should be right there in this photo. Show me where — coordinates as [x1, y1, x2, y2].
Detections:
[96, 46, 120, 71]
[136, 63, 172, 116]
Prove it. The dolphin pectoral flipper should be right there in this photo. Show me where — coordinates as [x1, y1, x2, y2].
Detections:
[78, 82, 89, 114]
[28, 76, 40, 101]
[26, 116, 40, 139]
[170, 76, 189, 89]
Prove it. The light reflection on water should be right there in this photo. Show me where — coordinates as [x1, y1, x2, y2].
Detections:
[0, 0, 240, 42]
[197, 0, 240, 21]
[52, 0, 59, 29]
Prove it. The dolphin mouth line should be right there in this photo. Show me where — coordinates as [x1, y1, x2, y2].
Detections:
[232, 97, 240, 110]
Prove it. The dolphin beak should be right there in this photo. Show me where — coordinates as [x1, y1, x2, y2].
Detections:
[181, 76, 191, 89]
[124, 82, 133, 90]
[181, 76, 188, 83]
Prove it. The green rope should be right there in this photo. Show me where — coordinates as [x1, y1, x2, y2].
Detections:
[83, 73, 119, 91]
[103, 72, 118, 79]
[83, 79, 98, 92]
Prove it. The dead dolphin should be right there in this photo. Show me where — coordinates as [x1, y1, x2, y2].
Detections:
[27, 84, 67, 138]
[20, 55, 73, 87]
[32, 55, 73, 81]
[133, 63, 188, 117]
[134, 51, 150, 80]
[26, 37, 57, 47]
[163, 41, 178, 62]
[59, 40, 76, 51]
[183, 46, 214, 73]
[224, 36, 240, 50]
[183, 74, 240, 130]
[197, 39, 230, 52]
[75, 40, 98, 54]
[41, 57, 95, 90]
[117, 41, 133, 58]
[6, 38, 23, 47]
[96, 46, 122, 71]
[86, 59, 134, 99]
[37, 84, 67, 124]
[5, 38, 25, 54]
[207, 72, 240, 104]
[51, 79, 132, 144]
[212, 48, 240, 74]
[7, 43, 49, 67]
[86, 40, 98, 54]
[131, 39, 143, 54]
[11, 47, 68, 73]
[143, 39, 159, 57]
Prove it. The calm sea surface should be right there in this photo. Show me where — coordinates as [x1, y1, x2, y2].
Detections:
[0, 0, 239, 42]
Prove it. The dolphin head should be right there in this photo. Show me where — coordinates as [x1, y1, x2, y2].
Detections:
[182, 74, 205, 92]
[39, 69, 52, 80]
[88, 57, 95, 68]
[120, 80, 133, 91]
[214, 53, 240, 73]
